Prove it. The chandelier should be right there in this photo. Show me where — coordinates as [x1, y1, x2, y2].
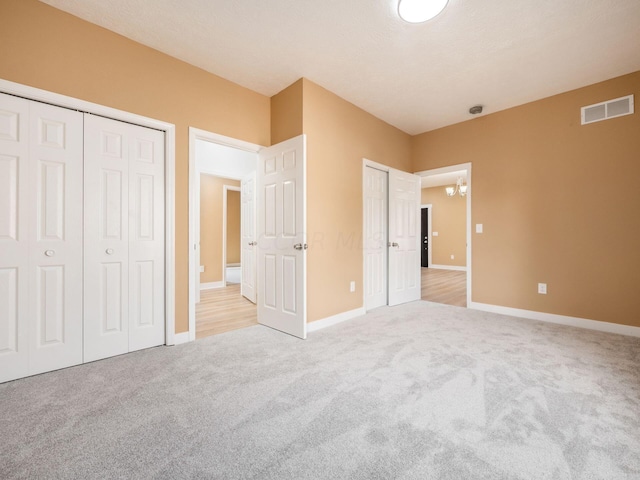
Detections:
[445, 177, 468, 197]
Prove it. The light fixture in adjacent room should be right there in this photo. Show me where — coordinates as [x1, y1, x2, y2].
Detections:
[398, 0, 449, 23]
[446, 177, 467, 197]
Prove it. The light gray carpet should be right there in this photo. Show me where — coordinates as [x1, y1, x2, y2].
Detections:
[1, 301, 639, 479]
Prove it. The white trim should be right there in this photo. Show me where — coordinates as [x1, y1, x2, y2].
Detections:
[0, 78, 177, 347]
[421, 203, 432, 268]
[189, 127, 262, 342]
[307, 307, 366, 333]
[415, 162, 472, 307]
[200, 281, 225, 290]
[430, 264, 467, 271]
[470, 302, 640, 338]
[222, 185, 241, 287]
[172, 332, 191, 345]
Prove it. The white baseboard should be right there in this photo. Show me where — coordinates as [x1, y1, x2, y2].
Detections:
[429, 264, 467, 271]
[200, 281, 224, 290]
[226, 263, 240, 268]
[470, 302, 640, 338]
[172, 331, 191, 345]
[308, 307, 366, 333]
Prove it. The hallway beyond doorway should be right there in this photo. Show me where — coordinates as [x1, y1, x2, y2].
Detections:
[196, 285, 257, 339]
[421, 268, 466, 307]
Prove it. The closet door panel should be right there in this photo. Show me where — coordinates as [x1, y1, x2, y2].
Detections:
[128, 127, 165, 352]
[0, 93, 29, 383]
[28, 101, 83, 375]
[84, 115, 129, 362]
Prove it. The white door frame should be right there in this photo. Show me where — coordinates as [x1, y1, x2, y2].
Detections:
[222, 184, 242, 286]
[421, 204, 433, 268]
[0, 78, 177, 345]
[188, 127, 261, 341]
[415, 162, 472, 307]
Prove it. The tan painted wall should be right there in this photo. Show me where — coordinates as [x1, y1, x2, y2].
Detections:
[226, 190, 241, 265]
[412, 71, 640, 327]
[421, 187, 466, 267]
[200, 176, 240, 283]
[302, 79, 412, 322]
[0, 0, 270, 333]
[271, 79, 303, 145]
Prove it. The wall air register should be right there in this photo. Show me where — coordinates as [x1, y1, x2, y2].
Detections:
[581, 94, 634, 125]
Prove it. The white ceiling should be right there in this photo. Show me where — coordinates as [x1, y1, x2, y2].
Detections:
[40, 0, 640, 135]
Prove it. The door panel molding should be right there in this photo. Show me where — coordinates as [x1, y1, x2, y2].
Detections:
[0, 78, 176, 348]
[256, 135, 307, 339]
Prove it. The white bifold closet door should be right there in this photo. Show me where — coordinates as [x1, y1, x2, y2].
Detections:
[83, 114, 165, 363]
[0, 93, 83, 383]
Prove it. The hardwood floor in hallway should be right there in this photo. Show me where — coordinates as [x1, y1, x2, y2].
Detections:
[421, 268, 467, 307]
[196, 284, 257, 339]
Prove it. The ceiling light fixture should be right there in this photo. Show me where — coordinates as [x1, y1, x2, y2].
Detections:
[445, 177, 468, 197]
[398, 0, 449, 23]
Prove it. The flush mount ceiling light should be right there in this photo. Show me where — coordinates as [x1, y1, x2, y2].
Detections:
[398, 0, 449, 23]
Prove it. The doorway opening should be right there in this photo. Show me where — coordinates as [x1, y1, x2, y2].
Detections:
[415, 163, 471, 308]
[189, 128, 259, 340]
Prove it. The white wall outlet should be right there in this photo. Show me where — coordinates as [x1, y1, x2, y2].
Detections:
[450, 254, 455, 260]
[476, 224, 483, 233]
[433, 232, 439, 236]
[538, 283, 547, 294]
[350, 281, 356, 293]
[199, 265, 205, 273]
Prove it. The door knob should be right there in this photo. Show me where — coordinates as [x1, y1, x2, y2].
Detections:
[44, 250, 55, 257]
[106, 248, 114, 255]
[293, 243, 308, 250]
[248, 241, 257, 246]
[388, 242, 399, 248]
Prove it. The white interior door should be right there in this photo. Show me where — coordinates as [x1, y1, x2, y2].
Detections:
[364, 166, 388, 310]
[0, 93, 30, 382]
[257, 135, 306, 339]
[241, 171, 257, 303]
[1, 95, 85, 381]
[84, 114, 130, 361]
[27, 101, 84, 375]
[84, 114, 164, 362]
[388, 168, 421, 306]
[127, 121, 165, 352]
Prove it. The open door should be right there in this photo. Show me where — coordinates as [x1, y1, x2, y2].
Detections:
[257, 135, 307, 339]
[241, 172, 257, 303]
[388, 168, 421, 306]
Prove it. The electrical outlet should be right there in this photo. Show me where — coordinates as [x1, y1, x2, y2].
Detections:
[199, 265, 205, 273]
[450, 254, 455, 260]
[538, 283, 547, 294]
[433, 232, 439, 237]
[350, 281, 356, 293]
[476, 224, 483, 233]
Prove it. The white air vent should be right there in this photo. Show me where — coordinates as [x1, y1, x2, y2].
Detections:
[581, 95, 634, 125]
